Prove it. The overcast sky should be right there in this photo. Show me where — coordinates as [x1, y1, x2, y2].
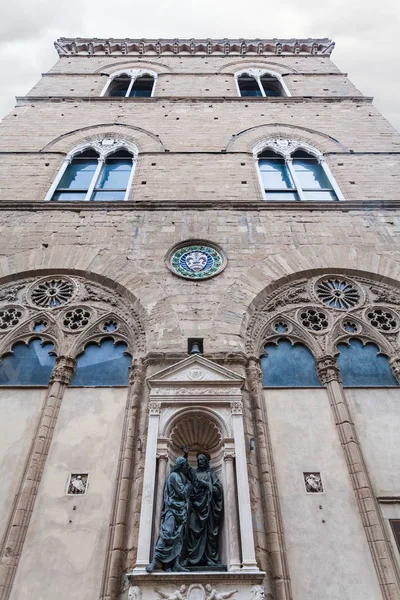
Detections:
[0, 0, 399, 131]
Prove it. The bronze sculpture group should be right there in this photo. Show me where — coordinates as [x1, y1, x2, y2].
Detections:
[146, 449, 223, 573]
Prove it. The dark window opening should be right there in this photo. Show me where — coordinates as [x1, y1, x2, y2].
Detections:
[238, 75, 262, 97]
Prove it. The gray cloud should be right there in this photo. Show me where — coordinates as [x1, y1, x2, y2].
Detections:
[0, 0, 399, 132]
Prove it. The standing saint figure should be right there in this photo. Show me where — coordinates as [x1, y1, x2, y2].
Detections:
[182, 452, 224, 567]
[146, 457, 189, 573]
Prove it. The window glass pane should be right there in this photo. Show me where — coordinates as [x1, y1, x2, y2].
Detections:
[109, 80, 130, 97]
[261, 339, 321, 387]
[96, 160, 131, 190]
[302, 191, 337, 201]
[0, 339, 56, 385]
[260, 76, 283, 97]
[70, 339, 131, 386]
[265, 191, 299, 201]
[91, 191, 126, 201]
[52, 191, 87, 201]
[293, 159, 331, 189]
[337, 339, 398, 386]
[129, 76, 154, 97]
[259, 159, 294, 189]
[238, 76, 262, 97]
[57, 160, 97, 190]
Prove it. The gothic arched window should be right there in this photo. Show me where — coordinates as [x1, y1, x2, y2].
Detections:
[47, 142, 137, 202]
[0, 339, 56, 386]
[236, 69, 289, 97]
[257, 142, 344, 202]
[336, 339, 398, 387]
[261, 339, 322, 387]
[70, 339, 131, 386]
[102, 69, 157, 98]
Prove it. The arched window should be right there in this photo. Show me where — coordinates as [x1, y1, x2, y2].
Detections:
[102, 69, 156, 98]
[257, 142, 343, 202]
[47, 142, 137, 202]
[236, 69, 289, 97]
[0, 339, 56, 386]
[70, 338, 131, 386]
[261, 339, 321, 387]
[336, 339, 398, 387]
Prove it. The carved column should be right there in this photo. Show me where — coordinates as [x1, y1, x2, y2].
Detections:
[389, 356, 400, 383]
[223, 451, 241, 571]
[153, 451, 169, 546]
[231, 400, 258, 570]
[0, 355, 75, 600]
[246, 357, 291, 600]
[102, 358, 146, 600]
[316, 355, 400, 600]
[134, 401, 161, 570]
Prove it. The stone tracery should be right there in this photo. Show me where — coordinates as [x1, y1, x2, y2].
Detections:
[245, 273, 400, 371]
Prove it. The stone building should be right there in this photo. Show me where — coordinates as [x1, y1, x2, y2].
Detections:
[0, 36, 399, 600]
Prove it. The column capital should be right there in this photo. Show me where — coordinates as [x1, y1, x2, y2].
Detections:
[224, 452, 236, 462]
[156, 452, 169, 462]
[316, 355, 341, 385]
[389, 356, 400, 383]
[231, 400, 243, 415]
[148, 401, 161, 415]
[50, 355, 76, 385]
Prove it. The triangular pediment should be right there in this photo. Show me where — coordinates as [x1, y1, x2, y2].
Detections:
[147, 355, 244, 389]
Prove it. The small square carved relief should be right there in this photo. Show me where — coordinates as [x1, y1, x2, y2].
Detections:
[304, 472, 323, 493]
[67, 473, 88, 495]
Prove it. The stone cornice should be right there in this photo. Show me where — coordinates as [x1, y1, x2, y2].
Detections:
[0, 200, 400, 211]
[55, 37, 334, 57]
[15, 95, 371, 104]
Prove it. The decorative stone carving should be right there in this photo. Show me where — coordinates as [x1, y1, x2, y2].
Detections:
[166, 241, 227, 281]
[303, 472, 323, 493]
[205, 585, 237, 600]
[314, 277, 360, 310]
[188, 368, 204, 380]
[151, 388, 240, 396]
[155, 586, 187, 600]
[67, 473, 88, 495]
[0, 307, 23, 330]
[148, 401, 161, 415]
[62, 307, 92, 331]
[366, 307, 399, 332]
[129, 586, 142, 600]
[230, 401, 243, 414]
[29, 277, 75, 309]
[250, 586, 265, 600]
[299, 308, 328, 331]
[81, 283, 118, 307]
[316, 356, 341, 385]
[50, 356, 76, 385]
[0, 284, 25, 303]
[170, 416, 222, 454]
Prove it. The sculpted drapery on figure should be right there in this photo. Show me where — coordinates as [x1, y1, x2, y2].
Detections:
[182, 452, 224, 567]
[147, 449, 223, 572]
[146, 457, 189, 573]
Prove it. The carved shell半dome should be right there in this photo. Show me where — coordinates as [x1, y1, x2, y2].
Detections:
[170, 415, 222, 454]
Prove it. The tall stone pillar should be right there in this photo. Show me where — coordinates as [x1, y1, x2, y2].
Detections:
[102, 358, 146, 599]
[134, 401, 161, 570]
[153, 451, 169, 546]
[0, 355, 75, 600]
[223, 450, 241, 571]
[230, 401, 258, 570]
[246, 357, 291, 600]
[316, 355, 400, 600]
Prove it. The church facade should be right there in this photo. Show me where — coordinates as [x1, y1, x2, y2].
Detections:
[0, 37, 399, 600]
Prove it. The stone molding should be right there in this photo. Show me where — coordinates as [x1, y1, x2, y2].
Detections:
[55, 38, 334, 57]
